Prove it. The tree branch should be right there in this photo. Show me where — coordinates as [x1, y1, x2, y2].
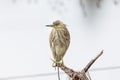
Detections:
[55, 50, 104, 80]
[83, 50, 103, 72]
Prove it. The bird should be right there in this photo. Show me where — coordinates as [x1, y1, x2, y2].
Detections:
[46, 20, 70, 80]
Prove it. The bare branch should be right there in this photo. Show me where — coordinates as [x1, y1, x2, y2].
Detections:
[83, 50, 104, 72]
[55, 50, 104, 80]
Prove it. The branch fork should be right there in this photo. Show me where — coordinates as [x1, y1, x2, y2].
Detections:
[53, 50, 104, 80]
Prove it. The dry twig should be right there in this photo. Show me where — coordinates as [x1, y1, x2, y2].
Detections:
[55, 50, 103, 80]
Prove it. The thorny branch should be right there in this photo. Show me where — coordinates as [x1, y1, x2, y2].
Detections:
[55, 50, 104, 80]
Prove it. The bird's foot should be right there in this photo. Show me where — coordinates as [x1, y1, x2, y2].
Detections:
[51, 58, 58, 67]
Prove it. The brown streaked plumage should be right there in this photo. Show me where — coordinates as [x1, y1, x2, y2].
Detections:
[47, 20, 70, 65]
[46, 20, 70, 80]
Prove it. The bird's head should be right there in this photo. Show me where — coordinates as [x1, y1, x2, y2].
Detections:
[46, 20, 64, 29]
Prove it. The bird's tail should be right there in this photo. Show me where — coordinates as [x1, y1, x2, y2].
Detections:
[57, 66, 60, 80]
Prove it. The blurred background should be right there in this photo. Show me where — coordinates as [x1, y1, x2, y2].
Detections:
[0, 0, 120, 80]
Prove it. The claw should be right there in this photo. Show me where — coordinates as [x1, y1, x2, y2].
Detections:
[51, 58, 58, 67]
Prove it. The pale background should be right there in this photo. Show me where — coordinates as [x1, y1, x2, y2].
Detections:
[0, 0, 120, 80]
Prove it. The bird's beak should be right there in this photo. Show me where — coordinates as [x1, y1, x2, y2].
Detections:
[46, 24, 54, 27]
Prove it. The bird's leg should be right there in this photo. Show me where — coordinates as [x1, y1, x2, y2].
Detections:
[54, 55, 58, 66]
[55, 59, 58, 66]
[51, 58, 56, 67]
[51, 58, 57, 71]
[61, 59, 65, 66]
